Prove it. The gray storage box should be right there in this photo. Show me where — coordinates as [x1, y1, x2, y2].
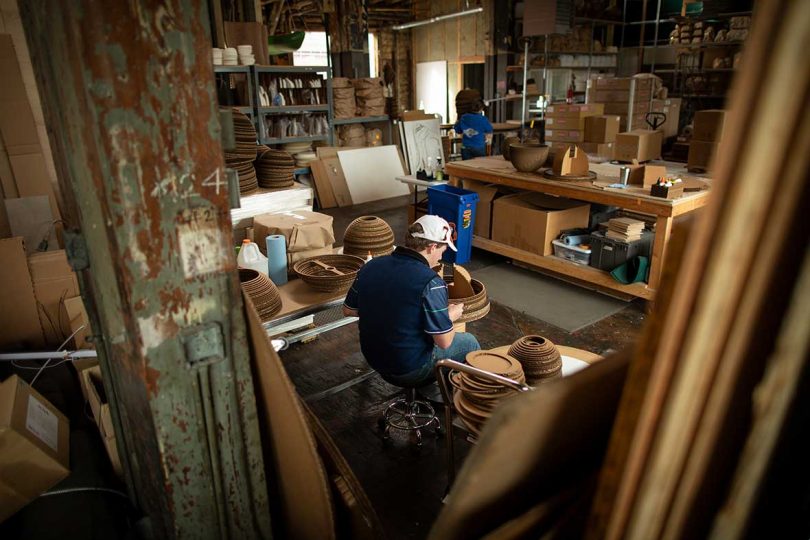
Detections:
[588, 230, 654, 271]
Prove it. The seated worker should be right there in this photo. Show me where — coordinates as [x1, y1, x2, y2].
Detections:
[454, 98, 493, 160]
[342, 215, 481, 388]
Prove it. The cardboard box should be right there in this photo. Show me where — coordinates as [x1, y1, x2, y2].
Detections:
[594, 77, 655, 90]
[80, 367, 123, 478]
[627, 164, 668, 188]
[491, 193, 590, 256]
[584, 115, 620, 143]
[28, 250, 80, 347]
[650, 98, 682, 138]
[461, 179, 508, 239]
[0, 237, 44, 349]
[687, 140, 718, 172]
[64, 296, 93, 350]
[693, 110, 726, 142]
[593, 88, 653, 103]
[545, 103, 604, 118]
[0, 375, 70, 522]
[0, 37, 41, 157]
[288, 245, 337, 266]
[544, 116, 586, 130]
[580, 142, 615, 159]
[253, 211, 335, 256]
[545, 129, 584, 143]
[614, 130, 663, 162]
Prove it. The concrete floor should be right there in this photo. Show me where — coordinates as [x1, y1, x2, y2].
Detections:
[279, 194, 648, 539]
[0, 194, 648, 540]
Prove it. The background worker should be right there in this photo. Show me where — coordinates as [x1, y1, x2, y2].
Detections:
[453, 98, 493, 160]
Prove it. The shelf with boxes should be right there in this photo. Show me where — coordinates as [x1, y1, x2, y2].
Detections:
[251, 65, 334, 146]
[447, 159, 712, 300]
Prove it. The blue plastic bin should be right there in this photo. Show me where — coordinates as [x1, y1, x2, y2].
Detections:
[427, 184, 479, 264]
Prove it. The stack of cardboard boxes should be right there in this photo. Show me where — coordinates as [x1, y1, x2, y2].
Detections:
[591, 77, 656, 130]
[647, 97, 683, 139]
[544, 103, 605, 149]
[688, 109, 726, 173]
[581, 115, 621, 159]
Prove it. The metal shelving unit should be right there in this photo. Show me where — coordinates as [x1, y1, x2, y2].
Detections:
[214, 65, 256, 125]
[333, 114, 393, 145]
[251, 65, 334, 146]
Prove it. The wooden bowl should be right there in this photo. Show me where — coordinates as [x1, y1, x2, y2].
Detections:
[509, 142, 550, 173]
[501, 137, 539, 161]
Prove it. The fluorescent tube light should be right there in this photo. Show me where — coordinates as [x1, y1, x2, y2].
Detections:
[393, 7, 483, 31]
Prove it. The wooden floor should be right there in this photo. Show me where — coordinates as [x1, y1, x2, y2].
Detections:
[280, 195, 648, 539]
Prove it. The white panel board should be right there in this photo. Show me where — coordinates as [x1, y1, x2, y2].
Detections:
[401, 118, 445, 175]
[337, 146, 409, 205]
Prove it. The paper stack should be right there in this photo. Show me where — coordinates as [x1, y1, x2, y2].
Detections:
[606, 217, 645, 242]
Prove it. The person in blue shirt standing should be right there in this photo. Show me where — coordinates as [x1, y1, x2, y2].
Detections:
[454, 98, 493, 160]
[342, 215, 481, 388]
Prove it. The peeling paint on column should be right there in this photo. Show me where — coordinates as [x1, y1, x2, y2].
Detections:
[19, 1, 271, 538]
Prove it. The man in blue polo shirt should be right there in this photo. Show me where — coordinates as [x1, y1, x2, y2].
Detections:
[342, 215, 480, 387]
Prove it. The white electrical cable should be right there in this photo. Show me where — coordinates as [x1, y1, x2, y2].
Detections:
[29, 324, 87, 387]
[40, 486, 129, 500]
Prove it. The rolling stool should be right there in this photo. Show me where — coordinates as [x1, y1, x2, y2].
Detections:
[377, 387, 442, 446]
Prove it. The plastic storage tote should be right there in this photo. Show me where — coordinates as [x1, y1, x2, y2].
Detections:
[427, 184, 479, 264]
[551, 239, 591, 265]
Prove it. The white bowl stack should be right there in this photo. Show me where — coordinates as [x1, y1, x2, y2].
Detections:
[237, 45, 255, 66]
[212, 48, 223, 65]
[222, 47, 238, 66]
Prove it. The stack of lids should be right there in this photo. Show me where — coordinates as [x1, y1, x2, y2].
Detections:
[455, 88, 482, 118]
[342, 216, 395, 257]
[294, 151, 318, 168]
[222, 47, 238, 66]
[440, 264, 490, 323]
[236, 44, 254, 66]
[224, 110, 258, 194]
[282, 141, 313, 156]
[212, 48, 223, 65]
[293, 254, 365, 293]
[451, 351, 526, 436]
[255, 146, 295, 188]
[606, 217, 645, 242]
[239, 269, 282, 321]
[507, 335, 562, 385]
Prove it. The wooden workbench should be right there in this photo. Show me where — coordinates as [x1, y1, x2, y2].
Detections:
[446, 157, 712, 300]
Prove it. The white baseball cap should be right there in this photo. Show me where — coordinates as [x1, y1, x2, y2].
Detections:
[412, 215, 457, 252]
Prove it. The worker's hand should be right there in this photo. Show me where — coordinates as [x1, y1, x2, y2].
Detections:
[448, 302, 464, 322]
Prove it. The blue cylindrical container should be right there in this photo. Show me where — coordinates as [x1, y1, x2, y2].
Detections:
[266, 235, 288, 285]
[427, 184, 479, 264]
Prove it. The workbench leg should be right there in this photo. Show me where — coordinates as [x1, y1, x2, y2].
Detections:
[649, 216, 673, 291]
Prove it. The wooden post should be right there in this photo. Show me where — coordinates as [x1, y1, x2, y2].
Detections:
[18, 1, 270, 537]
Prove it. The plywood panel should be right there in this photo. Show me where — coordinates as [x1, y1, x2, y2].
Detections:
[337, 146, 409, 204]
[458, 5, 477, 60]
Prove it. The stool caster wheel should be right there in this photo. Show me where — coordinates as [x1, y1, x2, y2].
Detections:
[411, 429, 423, 446]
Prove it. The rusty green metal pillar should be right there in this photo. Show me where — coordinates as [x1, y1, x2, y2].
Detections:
[19, 1, 271, 538]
